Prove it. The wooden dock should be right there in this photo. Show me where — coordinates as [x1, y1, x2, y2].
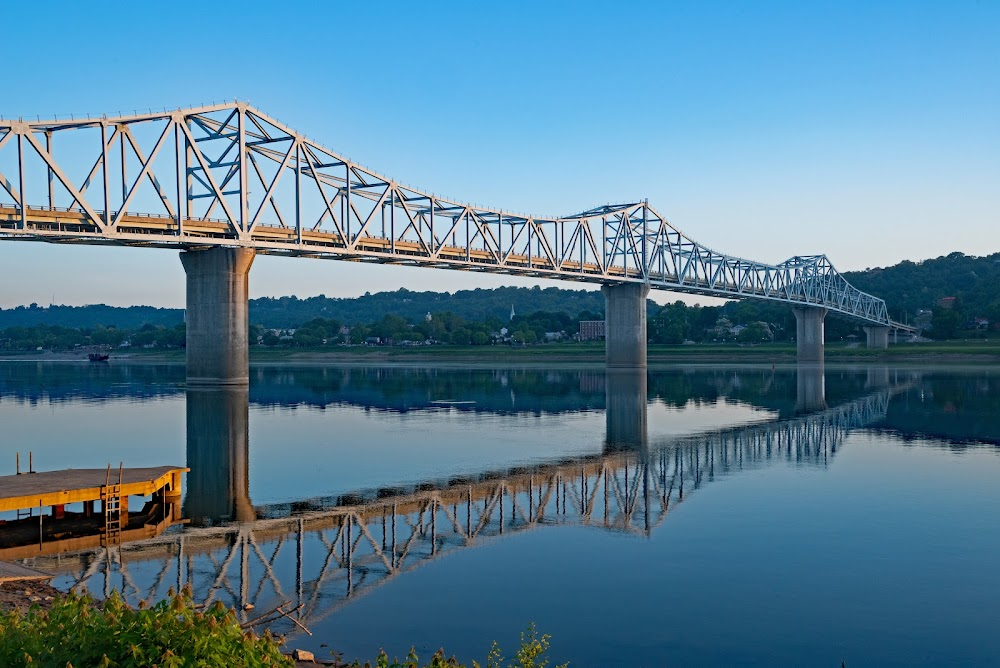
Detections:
[0, 466, 187, 514]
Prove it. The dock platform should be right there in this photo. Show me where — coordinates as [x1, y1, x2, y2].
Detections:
[0, 465, 188, 557]
[0, 467, 188, 513]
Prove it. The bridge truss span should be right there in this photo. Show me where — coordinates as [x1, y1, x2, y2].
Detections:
[0, 103, 892, 325]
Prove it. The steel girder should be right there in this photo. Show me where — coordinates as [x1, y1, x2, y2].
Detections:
[0, 104, 892, 326]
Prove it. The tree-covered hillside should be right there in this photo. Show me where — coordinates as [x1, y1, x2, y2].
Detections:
[249, 286, 606, 327]
[844, 252, 1000, 326]
[0, 304, 183, 330]
[0, 286, 606, 330]
[1, 252, 997, 336]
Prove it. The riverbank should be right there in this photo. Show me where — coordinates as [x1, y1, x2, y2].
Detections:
[0, 581, 61, 615]
[0, 583, 558, 667]
[2, 340, 1000, 365]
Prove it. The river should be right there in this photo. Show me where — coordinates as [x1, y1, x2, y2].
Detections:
[1, 362, 998, 666]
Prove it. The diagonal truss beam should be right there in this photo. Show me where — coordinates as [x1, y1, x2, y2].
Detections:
[0, 104, 894, 326]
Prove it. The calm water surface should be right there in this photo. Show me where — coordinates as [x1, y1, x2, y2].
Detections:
[0, 362, 998, 667]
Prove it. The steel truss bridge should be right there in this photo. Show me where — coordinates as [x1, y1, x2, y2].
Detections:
[22, 387, 896, 639]
[0, 103, 897, 326]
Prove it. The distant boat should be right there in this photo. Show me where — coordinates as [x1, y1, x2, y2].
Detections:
[88, 352, 110, 362]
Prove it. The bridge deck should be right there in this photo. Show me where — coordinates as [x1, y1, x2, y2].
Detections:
[0, 205, 614, 275]
[0, 205, 906, 327]
[0, 466, 187, 513]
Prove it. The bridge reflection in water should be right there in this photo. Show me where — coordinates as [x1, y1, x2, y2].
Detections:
[21, 367, 908, 637]
[185, 388, 254, 526]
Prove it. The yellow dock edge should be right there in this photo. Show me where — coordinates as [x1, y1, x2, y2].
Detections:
[0, 468, 189, 514]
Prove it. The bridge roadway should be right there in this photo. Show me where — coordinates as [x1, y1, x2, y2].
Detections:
[0, 103, 912, 381]
[15, 377, 907, 638]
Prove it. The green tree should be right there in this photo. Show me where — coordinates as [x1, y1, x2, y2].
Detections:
[931, 304, 962, 339]
[737, 321, 773, 343]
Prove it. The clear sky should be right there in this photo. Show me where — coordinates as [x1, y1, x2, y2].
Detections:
[0, 1, 997, 308]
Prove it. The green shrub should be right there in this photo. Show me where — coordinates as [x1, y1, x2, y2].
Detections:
[339, 623, 568, 668]
[0, 586, 291, 668]
[0, 587, 566, 668]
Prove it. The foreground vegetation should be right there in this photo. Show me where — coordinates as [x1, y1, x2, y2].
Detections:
[0, 588, 289, 667]
[0, 588, 566, 668]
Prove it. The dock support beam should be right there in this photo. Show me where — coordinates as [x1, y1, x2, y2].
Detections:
[863, 325, 889, 349]
[180, 247, 256, 386]
[602, 283, 650, 369]
[792, 307, 826, 363]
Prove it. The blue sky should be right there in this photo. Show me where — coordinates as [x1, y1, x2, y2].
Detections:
[1, 1, 997, 308]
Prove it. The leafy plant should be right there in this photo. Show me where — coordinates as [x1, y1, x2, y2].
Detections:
[0, 586, 566, 668]
[0, 586, 292, 668]
[336, 623, 567, 668]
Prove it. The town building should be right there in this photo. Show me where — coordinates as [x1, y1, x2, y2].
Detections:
[579, 320, 605, 340]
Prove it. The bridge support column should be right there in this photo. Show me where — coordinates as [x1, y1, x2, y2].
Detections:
[863, 325, 889, 349]
[180, 247, 256, 386]
[792, 307, 826, 363]
[602, 283, 649, 369]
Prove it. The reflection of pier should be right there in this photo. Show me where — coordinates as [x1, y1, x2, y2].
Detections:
[796, 363, 826, 412]
[184, 388, 255, 525]
[605, 369, 647, 450]
[21, 382, 901, 638]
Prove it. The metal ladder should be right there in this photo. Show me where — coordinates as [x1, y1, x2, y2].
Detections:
[101, 463, 124, 547]
[14, 451, 35, 521]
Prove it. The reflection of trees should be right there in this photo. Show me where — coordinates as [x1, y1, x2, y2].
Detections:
[258, 367, 870, 418]
[0, 363, 898, 418]
[253, 367, 606, 415]
[647, 369, 793, 411]
[5, 364, 997, 447]
[879, 374, 1000, 446]
[0, 363, 184, 404]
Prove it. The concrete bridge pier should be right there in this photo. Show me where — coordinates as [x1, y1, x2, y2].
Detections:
[602, 283, 650, 369]
[863, 325, 890, 349]
[184, 387, 256, 526]
[792, 307, 827, 363]
[180, 247, 256, 386]
[602, 283, 650, 452]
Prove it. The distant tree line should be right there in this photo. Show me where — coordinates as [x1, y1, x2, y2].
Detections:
[252, 308, 607, 347]
[3, 252, 998, 349]
[249, 300, 870, 349]
[0, 295, 986, 353]
[0, 323, 185, 352]
[0, 285, 604, 330]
